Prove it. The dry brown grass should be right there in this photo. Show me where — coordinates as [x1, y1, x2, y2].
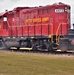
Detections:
[0, 50, 74, 75]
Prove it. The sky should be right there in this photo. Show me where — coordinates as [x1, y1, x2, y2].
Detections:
[0, 0, 74, 25]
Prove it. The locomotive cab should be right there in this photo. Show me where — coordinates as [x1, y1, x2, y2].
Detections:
[0, 13, 9, 36]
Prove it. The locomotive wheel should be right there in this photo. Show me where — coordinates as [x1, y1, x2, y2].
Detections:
[0, 39, 8, 50]
[37, 40, 53, 51]
[40, 43, 47, 49]
[0, 41, 3, 46]
[32, 46, 37, 51]
[19, 40, 32, 48]
[47, 42, 53, 52]
[32, 43, 37, 51]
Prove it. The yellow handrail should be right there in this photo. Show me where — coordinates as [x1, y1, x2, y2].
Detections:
[51, 23, 54, 43]
[56, 24, 61, 44]
[56, 23, 67, 44]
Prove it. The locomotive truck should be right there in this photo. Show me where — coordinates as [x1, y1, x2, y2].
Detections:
[0, 2, 74, 51]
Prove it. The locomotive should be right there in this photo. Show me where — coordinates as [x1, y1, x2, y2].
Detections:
[0, 2, 73, 51]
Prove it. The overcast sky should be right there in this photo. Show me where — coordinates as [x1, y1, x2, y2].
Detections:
[0, 0, 74, 24]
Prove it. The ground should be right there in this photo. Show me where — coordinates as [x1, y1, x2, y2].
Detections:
[0, 50, 74, 75]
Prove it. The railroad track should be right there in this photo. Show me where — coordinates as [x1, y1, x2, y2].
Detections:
[0, 46, 74, 56]
[2, 48, 73, 57]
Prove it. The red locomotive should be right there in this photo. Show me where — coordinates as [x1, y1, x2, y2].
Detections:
[0, 2, 73, 51]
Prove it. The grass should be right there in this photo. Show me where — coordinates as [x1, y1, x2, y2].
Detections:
[0, 51, 74, 75]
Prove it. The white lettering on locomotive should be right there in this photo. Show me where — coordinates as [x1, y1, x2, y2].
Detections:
[55, 9, 64, 13]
